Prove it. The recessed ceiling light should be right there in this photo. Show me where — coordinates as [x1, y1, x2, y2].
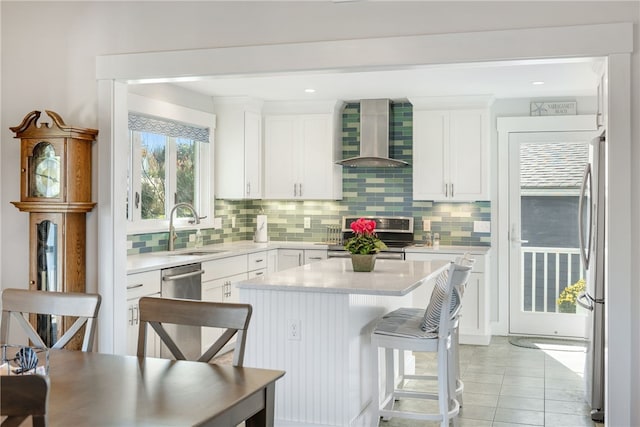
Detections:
[304, 88, 316, 93]
[532, 81, 545, 85]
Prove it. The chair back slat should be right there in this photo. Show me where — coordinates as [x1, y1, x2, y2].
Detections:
[1, 289, 101, 352]
[137, 297, 252, 366]
[1, 375, 50, 427]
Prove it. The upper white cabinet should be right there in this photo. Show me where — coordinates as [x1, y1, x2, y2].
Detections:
[214, 97, 263, 199]
[263, 101, 343, 200]
[410, 97, 491, 201]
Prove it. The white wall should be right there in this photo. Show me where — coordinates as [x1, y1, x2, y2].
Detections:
[2, 1, 638, 424]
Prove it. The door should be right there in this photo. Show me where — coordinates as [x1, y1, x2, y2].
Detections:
[509, 131, 595, 337]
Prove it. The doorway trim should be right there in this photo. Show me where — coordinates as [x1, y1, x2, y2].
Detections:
[97, 23, 633, 426]
[499, 122, 598, 337]
[496, 114, 598, 338]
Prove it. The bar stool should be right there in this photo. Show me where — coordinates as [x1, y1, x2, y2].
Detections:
[371, 262, 472, 427]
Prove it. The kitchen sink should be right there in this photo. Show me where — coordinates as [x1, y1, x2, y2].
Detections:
[167, 249, 227, 256]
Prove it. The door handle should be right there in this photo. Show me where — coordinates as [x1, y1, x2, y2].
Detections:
[576, 292, 593, 311]
[510, 224, 528, 244]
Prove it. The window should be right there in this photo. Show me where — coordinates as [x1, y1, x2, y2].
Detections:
[127, 94, 214, 233]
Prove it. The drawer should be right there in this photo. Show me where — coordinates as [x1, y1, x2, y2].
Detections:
[202, 255, 247, 282]
[405, 252, 485, 273]
[248, 268, 267, 279]
[126, 270, 161, 299]
[248, 251, 268, 272]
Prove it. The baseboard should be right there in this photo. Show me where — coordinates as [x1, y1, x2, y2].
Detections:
[459, 334, 492, 345]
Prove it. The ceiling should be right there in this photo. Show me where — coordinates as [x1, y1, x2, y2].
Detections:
[167, 57, 603, 102]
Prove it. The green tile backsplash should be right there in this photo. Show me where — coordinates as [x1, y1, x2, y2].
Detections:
[128, 101, 491, 255]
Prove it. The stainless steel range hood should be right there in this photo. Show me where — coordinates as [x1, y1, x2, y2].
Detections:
[336, 99, 409, 168]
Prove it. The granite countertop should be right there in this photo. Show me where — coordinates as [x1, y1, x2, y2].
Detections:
[236, 258, 450, 296]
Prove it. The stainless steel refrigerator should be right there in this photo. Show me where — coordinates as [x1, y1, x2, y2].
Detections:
[577, 133, 606, 423]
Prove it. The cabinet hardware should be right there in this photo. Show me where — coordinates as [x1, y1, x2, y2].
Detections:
[247, 183, 251, 196]
[255, 259, 264, 263]
[451, 183, 454, 198]
[444, 183, 448, 198]
[255, 272, 264, 276]
[309, 257, 322, 260]
[133, 305, 139, 325]
[299, 183, 303, 197]
[128, 307, 133, 326]
[127, 283, 144, 290]
[162, 269, 204, 281]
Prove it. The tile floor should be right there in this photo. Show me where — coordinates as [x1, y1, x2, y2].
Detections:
[383, 336, 601, 427]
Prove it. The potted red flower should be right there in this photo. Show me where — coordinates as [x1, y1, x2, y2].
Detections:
[344, 218, 387, 272]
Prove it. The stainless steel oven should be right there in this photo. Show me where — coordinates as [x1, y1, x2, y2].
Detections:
[326, 216, 414, 260]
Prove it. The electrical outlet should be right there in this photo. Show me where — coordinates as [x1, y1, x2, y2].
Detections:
[474, 220, 491, 233]
[287, 319, 301, 340]
[231, 216, 236, 228]
[422, 219, 431, 231]
[304, 217, 311, 229]
[127, 240, 133, 250]
[213, 217, 222, 229]
[189, 233, 196, 242]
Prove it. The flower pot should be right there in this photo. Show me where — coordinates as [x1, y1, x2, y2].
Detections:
[351, 254, 376, 272]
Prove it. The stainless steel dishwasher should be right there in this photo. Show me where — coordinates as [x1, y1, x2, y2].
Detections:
[160, 263, 204, 360]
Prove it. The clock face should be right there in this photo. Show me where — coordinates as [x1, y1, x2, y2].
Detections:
[34, 156, 61, 198]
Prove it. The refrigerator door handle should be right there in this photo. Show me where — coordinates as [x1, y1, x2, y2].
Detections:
[578, 164, 592, 270]
[576, 291, 594, 311]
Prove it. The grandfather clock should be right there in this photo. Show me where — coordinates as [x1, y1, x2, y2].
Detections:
[11, 110, 97, 349]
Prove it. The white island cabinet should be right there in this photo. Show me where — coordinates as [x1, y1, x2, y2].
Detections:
[237, 258, 449, 427]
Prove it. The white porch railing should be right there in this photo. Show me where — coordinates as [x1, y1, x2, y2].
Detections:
[521, 246, 585, 313]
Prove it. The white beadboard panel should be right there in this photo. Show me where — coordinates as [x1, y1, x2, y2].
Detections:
[240, 288, 412, 426]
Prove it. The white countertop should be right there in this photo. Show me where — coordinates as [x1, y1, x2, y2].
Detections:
[236, 258, 450, 295]
[127, 240, 489, 274]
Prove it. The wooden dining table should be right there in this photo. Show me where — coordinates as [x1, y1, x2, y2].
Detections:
[44, 349, 285, 426]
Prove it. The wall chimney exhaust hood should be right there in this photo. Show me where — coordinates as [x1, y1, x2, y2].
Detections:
[336, 99, 409, 168]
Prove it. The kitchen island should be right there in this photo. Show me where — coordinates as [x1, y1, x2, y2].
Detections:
[237, 258, 449, 427]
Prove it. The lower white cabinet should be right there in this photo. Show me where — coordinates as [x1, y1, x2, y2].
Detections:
[201, 255, 249, 355]
[304, 249, 328, 264]
[277, 248, 328, 271]
[405, 251, 491, 345]
[277, 249, 304, 270]
[126, 270, 161, 357]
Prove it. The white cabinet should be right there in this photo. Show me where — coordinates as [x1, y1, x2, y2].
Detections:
[126, 270, 161, 357]
[304, 249, 327, 264]
[405, 251, 490, 345]
[278, 249, 304, 270]
[277, 248, 328, 271]
[214, 98, 263, 199]
[201, 255, 249, 355]
[264, 101, 342, 200]
[412, 107, 489, 201]
[247, 251, 268, 279]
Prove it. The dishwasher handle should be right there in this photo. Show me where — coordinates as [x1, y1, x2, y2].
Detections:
[162, 269, 204, 281]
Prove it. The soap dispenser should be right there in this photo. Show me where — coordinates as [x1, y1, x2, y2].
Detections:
[195, 229, 203, 248]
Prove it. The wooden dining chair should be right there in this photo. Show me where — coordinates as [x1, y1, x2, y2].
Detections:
[137, 297, 253, 367]
[0, 374, 50, 427]
[0, 289, 102, 352]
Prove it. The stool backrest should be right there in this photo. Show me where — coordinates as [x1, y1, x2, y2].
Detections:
[421, 262, 472, 336]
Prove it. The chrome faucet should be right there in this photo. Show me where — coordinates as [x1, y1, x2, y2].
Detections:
[168, 203, 201, 251]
